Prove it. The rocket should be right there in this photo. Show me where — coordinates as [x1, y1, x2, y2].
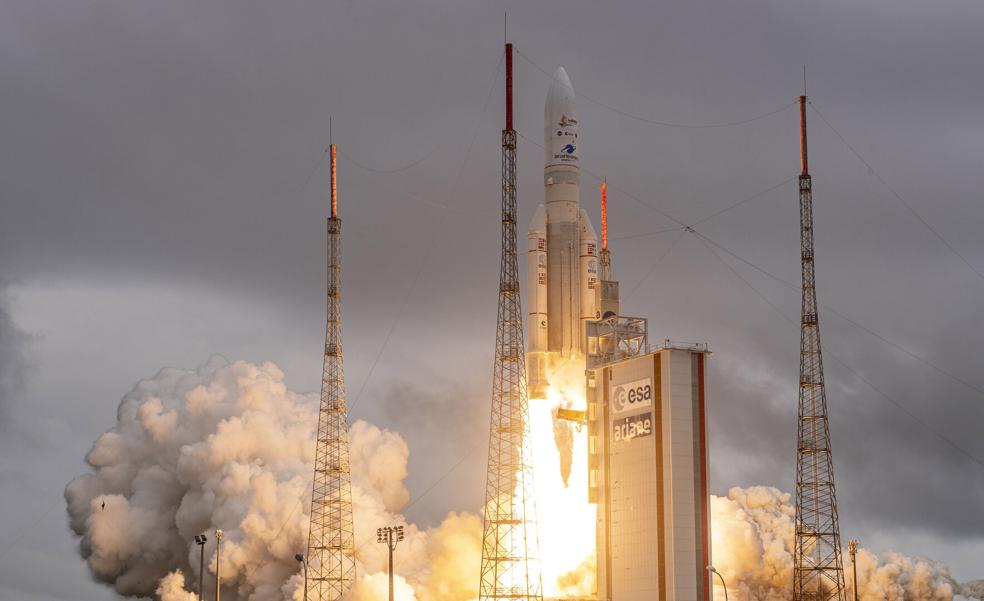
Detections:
[527, 67, 599, 398]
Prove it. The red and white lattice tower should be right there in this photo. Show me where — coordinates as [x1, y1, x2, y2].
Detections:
[306, 143, 357, 601]
[479, 42, 543, 601]
[793, 95, 847, 601]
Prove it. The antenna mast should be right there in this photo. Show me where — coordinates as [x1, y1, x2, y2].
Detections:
[305, 138, 357, 601]
[598, 180, 613, 281]
[793, 95, 847, 601]
[479, 41, 543, 601]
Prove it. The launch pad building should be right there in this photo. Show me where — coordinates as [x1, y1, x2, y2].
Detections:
[585, 321, 711, 601]
[525, 64, 712, 601]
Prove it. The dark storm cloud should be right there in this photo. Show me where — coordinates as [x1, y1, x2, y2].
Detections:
[2, 0, 984, 596]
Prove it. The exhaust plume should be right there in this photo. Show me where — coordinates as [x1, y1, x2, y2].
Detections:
[64, 357, 977, 601]
[711, 486, 981, 601]
[65, 357, 481, 601]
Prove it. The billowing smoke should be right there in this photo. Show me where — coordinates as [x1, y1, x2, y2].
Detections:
[711, 486, 982, 601]
[65, 357, 481, 601]
[65, 357, 978, 601]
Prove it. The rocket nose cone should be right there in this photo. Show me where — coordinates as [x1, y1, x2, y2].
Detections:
[544, 67, 579, 169]
[552, 67, 573, 95]
[545, 67, 575, 115]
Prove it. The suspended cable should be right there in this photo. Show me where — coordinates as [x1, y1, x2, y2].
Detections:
[622, 229, 686, 302]
[691, 229, 984, 400]
[348, 52, 505, 412]
[695, 233, 984, 472]
[0, 495, 65, 563]
[611, 175, 797, 241]
[338, 144, 441, 175]
[520, 116, 984, 401]
[278, 439, 483, 556]
[808, 101, 984, 283]
[345, 169, 498, 216]
[687, 175, 798, 227]
[612, 226, 687, 242]
[517, 49, 795, 129]
[515, 130, 688, 228]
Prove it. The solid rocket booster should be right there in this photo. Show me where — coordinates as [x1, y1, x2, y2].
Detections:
[528, 67, 599, 397]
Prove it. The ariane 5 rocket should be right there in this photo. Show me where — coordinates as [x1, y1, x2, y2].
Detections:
[527, 67, 599, 398]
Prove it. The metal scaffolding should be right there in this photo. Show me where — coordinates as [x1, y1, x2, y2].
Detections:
[479, 42, 543, 601]
[794, 96, 846, 601]
[305, 143, 357, 601]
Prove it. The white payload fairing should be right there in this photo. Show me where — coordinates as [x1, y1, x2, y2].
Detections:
[527, 67, 599, 397]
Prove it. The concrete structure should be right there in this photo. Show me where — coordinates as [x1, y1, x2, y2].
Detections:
[527, 67, 599, 398]
[586, 321, 711, 601]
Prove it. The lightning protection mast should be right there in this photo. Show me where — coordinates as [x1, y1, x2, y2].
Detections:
[479, 41, 543, 601]
[306, 140, 357, 601]
[793, 95, 847, 601]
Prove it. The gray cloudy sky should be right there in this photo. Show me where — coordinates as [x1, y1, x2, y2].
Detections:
[2, 0, 983, 598]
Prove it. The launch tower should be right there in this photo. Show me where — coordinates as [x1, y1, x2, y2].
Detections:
[793, 96, 846, 601]
[305, 143, 357, 601]
[479, 42, 543, 601]
[596, 181, 618, 319]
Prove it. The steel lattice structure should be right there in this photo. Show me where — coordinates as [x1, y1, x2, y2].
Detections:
[599, 180, 613, 282]
[479, 42, 543, 601]
[794, 96, 846, 601]
[306, 144, 357, 601]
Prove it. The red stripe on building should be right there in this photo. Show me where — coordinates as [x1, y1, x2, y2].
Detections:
[697, 353, 710, 601]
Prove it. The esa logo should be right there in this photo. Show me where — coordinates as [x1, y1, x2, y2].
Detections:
[610, 377, 653, 414]
[561, 143, 576, 154]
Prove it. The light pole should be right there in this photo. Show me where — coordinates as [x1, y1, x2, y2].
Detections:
[377, 525, 405, 601]
[214, 529, 223, 601]
[849, 539, 860, 601]
[294, 553, 308, 601]
[707, 565, 729, 601]
[194, 534, 208, 601]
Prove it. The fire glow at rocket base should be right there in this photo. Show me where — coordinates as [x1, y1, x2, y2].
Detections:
[523, 65, 602, 598]
[523, 63, 713, 601]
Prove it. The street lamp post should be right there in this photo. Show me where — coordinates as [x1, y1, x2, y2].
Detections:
[377, 525, 405, 601]
[849, 539, 860, 601]
[215, 529, 223, 601]
[294, 553, 308, 601]
[707, 565, 729, 601]
[194, 534, 208, 601]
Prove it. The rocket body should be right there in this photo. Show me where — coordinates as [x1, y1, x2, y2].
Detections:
[528, 67, 598, 397]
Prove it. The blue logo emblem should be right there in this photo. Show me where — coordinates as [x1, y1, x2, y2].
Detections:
[561, 144, 575, 154]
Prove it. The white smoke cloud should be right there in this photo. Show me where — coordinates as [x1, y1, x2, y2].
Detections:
[710, 486, 981, 601]
[961, 581, 984, 600]
[64, 357, 976, 601]
[65, 357, 481, 601]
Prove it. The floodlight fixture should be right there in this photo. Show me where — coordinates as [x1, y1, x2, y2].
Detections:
[377, 524, 404, 601]
[295, 552, 308, 601]
[707, 565, 729, 601]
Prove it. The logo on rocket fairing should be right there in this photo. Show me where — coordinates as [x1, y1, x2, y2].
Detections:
[552, 114, 578, 163]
